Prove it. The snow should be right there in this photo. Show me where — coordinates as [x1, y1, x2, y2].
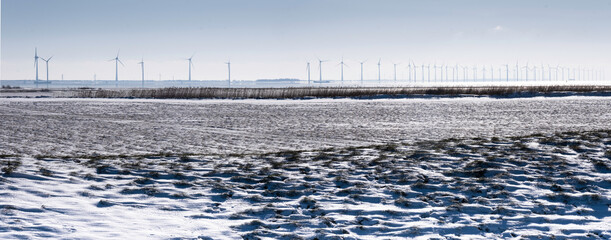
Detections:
[1, 96, 610, 158]
[1, 96, 610, 239]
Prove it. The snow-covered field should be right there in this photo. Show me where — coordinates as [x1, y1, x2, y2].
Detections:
[1, 97, 610, 239]
[1, 97, 610, 157]
[1, 130, 610, 239]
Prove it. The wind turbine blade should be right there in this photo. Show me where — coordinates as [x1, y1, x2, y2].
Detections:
[118, 59, 125, 66]
[116, 49, 120, 58]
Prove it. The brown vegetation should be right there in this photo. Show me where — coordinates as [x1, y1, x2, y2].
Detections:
[75, 85, 611, 99]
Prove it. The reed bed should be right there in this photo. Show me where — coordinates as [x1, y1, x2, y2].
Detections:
[75, 85, 611, 99]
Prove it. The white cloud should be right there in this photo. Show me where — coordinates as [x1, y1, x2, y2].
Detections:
[492, 25, 503, 32]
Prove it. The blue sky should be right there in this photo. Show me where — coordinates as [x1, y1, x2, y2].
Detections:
[2, 0, 610, 80]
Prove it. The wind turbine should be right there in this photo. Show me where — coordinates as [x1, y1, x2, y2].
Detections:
[523, 62, 529, 81]
[339, 57, 348, 83]
[412, 61, 424, 83]
[41, 56, 53, 82]
[548, 64, 552, 81]
[138, 58, 144, 88]
[187, 54, 194, 81]
[109, 50, 124, 87]
[359, 60, 367, 85]
[40, 55, 53, 88]
[445, 65, 449, 82]
[377, 59, 381, 83]
[561, 66, 565, 82]
[306, 62, 311, 85]
[427, 64, 431, 82]
[225, 60, 231, 87]
[393, 62, 399, 82]
[407, 61, 412, 82]
[421, 64, 425, 82]
[433, 63, 437, 82]
[318, 58, 328, 83]
[515, 62, 520, 81]
[504, 64, 509, 82]
[482, 66, 487, 81]
[34, 48, 40, 87]
[454, 64, 459, 82]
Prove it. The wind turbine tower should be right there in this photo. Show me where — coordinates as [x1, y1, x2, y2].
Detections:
[548, 65, 552, 81]
[226, 60, 231, 87]
[445, 65, 449, 82]
[359, 60, 366, 85]
[109, 51, 124, 88]
[482, 66, 486, 81]
[377, 59, 381, 83]
[421, 64, 425, 82]
[318, 59, 328, 83]
[339, 57, 348, 83]
[138, 58, 144, 88]
[407, 62, 412, 82]
[34, 48, 40, 87]
[393, 63, 398, 82]
[433, 63, 437, 82]
[306, 62, 311, 85]
[415, 62, 419, 82]
[187, 54, 194, 81]
[515, 62, 519, 81]
[504, 64, 509, 81]
[427, 64, 431, 82]
[523, 63, 529, 81]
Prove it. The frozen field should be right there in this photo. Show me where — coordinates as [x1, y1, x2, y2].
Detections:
[1, 96, 610, 239]
[1, 96, 610, 157]
[1, 130, 610, 239]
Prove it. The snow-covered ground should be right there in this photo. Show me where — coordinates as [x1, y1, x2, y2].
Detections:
[1, 96, 610, 239]
[1, 130, 609, 239]
[1, 97, 610, 157]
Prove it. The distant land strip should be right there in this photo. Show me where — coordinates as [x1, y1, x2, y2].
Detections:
[2, 85, 611, 99]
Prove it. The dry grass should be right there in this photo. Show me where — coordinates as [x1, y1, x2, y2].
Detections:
[75, 85, 611, 99]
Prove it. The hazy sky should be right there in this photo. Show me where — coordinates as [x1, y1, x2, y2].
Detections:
[2, 0, 610, 81]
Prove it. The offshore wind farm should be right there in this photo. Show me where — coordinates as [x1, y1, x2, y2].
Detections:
[2, 1, 611, 240]
[4, 50, 607, 89]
